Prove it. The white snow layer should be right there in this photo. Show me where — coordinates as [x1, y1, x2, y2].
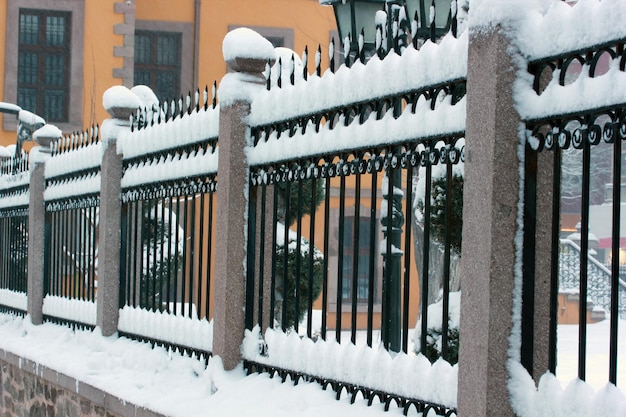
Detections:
[0, 289, 27, 311]
[118, 305, 213, 353]
[0, 171, 29, 209]
[42, 295, 97, 326]
[0, 314, 393, 417]
[242, 326, 458, 408]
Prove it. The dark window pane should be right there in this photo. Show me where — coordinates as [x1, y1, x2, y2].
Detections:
[155, 72, 178, 101]
[43, 90, 64, 121]
[45, 55, 65, 85]
[135, 34, 151, 64]
[17, 88, 37, 112]
[134, 30, 182, 102]
[46, 16, 66, 46]
[156, 34, 179, 65]
[134, 70, 151, 86]
[18, 53, 38, 84]
[266, 36, 285, 48]
[19, 14, 39, 45]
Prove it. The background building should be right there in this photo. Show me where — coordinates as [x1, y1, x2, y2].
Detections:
[0, 0, 337, 147]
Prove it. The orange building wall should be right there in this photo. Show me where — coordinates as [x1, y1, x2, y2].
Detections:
[0, 0, 336, 146]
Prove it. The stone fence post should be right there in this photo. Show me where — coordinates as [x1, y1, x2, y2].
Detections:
[212, 28, 275, 370]
[27, 126, 62, 324]
[458, 24, 524, 416]
[97, 86, 140, 336]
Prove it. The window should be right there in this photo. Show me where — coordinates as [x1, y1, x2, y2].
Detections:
[134, 30, 182, 103]
[17, 9, 71, 122]
[341, 216, 377, 302]
[4, 0, 84, 132]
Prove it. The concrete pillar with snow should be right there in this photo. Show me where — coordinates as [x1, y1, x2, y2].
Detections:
[457, 20, 523, 417]
[27, 124, 61, 324]
[213, 28, 276, 370]
[97, 86, 140, 336]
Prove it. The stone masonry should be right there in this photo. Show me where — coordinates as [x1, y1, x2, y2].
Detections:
[0, 349, 165, 417]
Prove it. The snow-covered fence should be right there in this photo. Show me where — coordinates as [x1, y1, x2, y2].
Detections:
[0, 173, 29, 314]
[115, 86, 219, 356]
[241, 21, 467, 413]
[40, 126, 101, 327]
[516, 1, 626, 415]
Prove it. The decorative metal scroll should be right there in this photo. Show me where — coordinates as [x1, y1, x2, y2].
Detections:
[121, 174, 217, 203]
[250, 137, 465, 186]
[0, 206, 28, 219]
[45, 194, 100, 212]
[245, 361, 457, 417]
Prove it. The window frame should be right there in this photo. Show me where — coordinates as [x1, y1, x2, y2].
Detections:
[4, 0, 84, 132]
[17, 8, 72, 123]
[134, 20, 193, 103]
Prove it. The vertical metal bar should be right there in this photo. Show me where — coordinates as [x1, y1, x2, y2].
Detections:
[159, 198, 167, 311]
[403, 162, 414, 353]
[609, 119, 622, 385]
[43, 212, 51, 301]
[337, 173, 346, 343]
[259, 184, 267, 329]
[322, 175, 331, 340]
[270, 184, 279, 327]
[420, 158, 433, 356]
[181, 196, 189, 315]
[132, 201, 141, 308]
[246, 185, 257, 331]
[549, 147, 562, 374]
[173, 197, 182, 315]
[521, 145, 538, 374]
[165, 197, 173, 313]
[198, 190, 206, 319]
[307, 177, 316, 338]
[367, 166, 378, 348]
[120, 203, 128, 309]
[151, 200, 159, 310]
[63, 208, 69, 297]
[188, 194, 197, 317]
[351, 166, 361, 344]
[206, 191, 214, 320]
[441, 160, 453, 361]
[281, 182, 290, 331]
[578, 131, 592, 381]
[294, 180, 304, 333]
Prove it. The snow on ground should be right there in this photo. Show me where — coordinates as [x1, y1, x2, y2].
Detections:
[0, 312, 624, 416]
[0, 313, 401, 417]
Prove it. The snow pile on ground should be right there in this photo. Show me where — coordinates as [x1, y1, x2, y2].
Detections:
[0, 313, 400, 417]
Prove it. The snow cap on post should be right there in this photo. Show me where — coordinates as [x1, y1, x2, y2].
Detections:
[33, 124, 62, 153]
[223, 27, 276, 73]
[130, 85, 159, 108]
[103, 85, 142, 120]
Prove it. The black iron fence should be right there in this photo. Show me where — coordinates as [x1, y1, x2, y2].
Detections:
[0, 210, 28, 294]
[117, 86, 219, 356]
[523, 37, 626, 387]
[243, 19, 466, 412]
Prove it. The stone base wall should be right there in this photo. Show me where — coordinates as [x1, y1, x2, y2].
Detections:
[0, 349, 165, 417]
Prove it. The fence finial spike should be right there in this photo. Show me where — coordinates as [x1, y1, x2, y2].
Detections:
[303, 46, 309, 81]
[330, 37, 336, 73]
[212, 81, 217, 108]
[316, 45, 322, 77]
